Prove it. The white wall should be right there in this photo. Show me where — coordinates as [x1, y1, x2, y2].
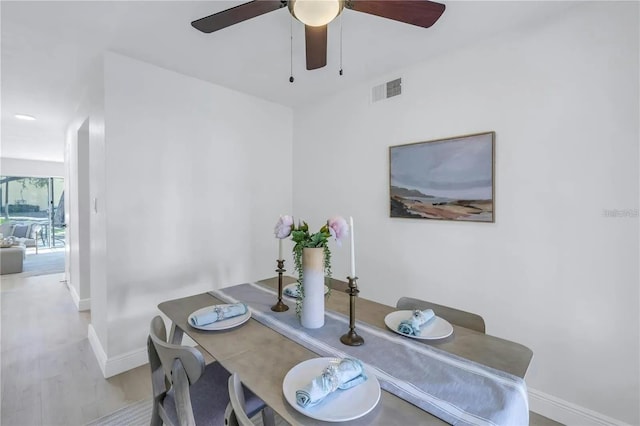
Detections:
[77, 120, 91, 304]
[88, 60, 108, 349]
[65, 57, 104, 314]
[0, 157, 64, 177]
[67, 119, 93, 309]
[65, 117, 89, 310]
[89, 52, 292, 374]
[292, 2, 638, 425]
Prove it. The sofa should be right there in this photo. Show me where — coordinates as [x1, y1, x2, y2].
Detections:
[0, 221, 41, 253]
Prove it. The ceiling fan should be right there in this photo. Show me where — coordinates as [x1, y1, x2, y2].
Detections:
[191, 0, 446, 71]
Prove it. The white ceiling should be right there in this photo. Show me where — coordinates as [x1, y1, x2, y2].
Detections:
[1, 0, 576, 163]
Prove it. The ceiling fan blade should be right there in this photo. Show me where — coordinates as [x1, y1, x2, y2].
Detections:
[345, 0, 445, 28]
[305, 25, 327, 70]
[192, 1, 287, 33]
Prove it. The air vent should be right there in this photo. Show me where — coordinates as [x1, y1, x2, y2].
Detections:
[372, 78, 402, 102]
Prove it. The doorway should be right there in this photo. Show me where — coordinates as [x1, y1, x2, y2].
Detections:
[0, 175, 66, 275]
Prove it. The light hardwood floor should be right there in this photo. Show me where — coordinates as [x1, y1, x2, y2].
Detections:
[1, 272, 561, 426]
[1, 272, 151, 425]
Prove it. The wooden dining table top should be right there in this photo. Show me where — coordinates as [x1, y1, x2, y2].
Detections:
[158, 276, 533, 426]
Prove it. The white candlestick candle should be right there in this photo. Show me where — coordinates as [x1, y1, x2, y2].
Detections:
[349, 216, 356, 278]
[278, 239, 283, 261]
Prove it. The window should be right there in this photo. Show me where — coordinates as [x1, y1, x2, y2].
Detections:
[0, 176, 65, 247]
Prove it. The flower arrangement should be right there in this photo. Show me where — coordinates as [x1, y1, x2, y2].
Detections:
[274, 215, 349, 313]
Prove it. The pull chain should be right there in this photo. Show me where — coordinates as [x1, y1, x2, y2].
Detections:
[289, 15, 295, 83]
[339, 13, 343, 76]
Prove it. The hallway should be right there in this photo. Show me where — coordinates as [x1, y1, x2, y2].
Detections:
[0, 272, 150, 425]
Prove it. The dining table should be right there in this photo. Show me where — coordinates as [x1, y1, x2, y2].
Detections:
[158, 276, 533, 425]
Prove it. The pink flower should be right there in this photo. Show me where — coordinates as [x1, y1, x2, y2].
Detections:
[274, 215, 294, 239]
[327, 216, 349, 246]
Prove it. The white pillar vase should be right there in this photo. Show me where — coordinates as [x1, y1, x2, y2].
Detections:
[300, 247, 325, 329]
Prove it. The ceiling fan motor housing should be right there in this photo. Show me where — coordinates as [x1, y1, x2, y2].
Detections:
[288, 0, 345, 27]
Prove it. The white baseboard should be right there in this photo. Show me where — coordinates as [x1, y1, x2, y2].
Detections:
[87, 325, 148, 378]
[103, 346, 148, 378]
[65, 280, 90, 311]
[87, 324, 108, 377]
[529, 387, 632, 426]
[77, 297, 90, 311]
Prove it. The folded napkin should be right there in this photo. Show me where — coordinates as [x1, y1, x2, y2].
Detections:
[283, 285, 299, 298]
[296, 358, 368, 408]
[189, 303, 247, 326]
[284, 284, 328, 298]
[397, 309, 436, 336]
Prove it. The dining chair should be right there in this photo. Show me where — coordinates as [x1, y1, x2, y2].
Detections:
[147, 316, 270, 426]
[396, 296, 486, 334]
[227, 373, 275, 426]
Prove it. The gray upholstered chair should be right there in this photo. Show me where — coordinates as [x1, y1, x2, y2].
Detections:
[396, 297, 486, 334]
[147, 316, 268, 426]
[227, 373, 275, 426]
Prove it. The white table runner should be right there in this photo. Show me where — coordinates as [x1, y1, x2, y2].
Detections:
[211, 283, 529, 426]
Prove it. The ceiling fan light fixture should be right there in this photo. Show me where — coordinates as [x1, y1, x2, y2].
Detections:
[289, 0, 344, 27]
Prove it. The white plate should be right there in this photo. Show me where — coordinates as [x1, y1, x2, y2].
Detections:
[187, 306, 251, 331]
[384, 310, 454, 340]
[282, 357, 380, 422]
[283, 283, 329, 299]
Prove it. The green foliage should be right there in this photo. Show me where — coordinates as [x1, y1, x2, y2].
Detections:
[25, 178, 49, 189]
[290, 221, 333, 317]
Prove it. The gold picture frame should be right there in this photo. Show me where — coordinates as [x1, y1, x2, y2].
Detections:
[389, 131, 495, 223]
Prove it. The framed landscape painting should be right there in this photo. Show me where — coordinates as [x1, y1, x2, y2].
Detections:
[389, 132, 495, 223]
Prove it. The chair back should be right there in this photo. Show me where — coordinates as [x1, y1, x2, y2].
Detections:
[149, 316, 205, 385]
[396, 297, 486, 334]
[147, 315, 206, 426]
[227, 373, 253, 426]
[227, 373, 275, 426]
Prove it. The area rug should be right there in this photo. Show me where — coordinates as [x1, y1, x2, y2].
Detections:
[21, 251, 65, 276]
[86, 399, 152, 426]
[85, 398, 285, 426]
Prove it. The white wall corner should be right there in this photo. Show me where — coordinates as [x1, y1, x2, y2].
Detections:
[65, 279, 90, 311]
[88, 325, 147, 378]
[87, 324, 108, 377]
[529, 388, 633, 426]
